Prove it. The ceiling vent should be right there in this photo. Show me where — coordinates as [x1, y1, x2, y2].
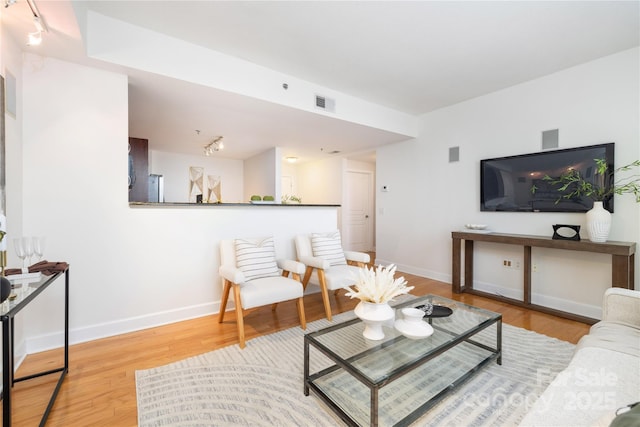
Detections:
[315, 94, 335, 113]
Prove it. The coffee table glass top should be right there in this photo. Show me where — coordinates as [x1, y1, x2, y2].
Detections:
[308, 294, 501, 383]
[305, 295, 502, 426]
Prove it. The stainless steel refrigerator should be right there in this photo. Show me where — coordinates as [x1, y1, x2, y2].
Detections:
[148, 174, 164, 202]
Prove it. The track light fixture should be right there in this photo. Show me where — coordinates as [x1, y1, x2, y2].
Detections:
[21, 0, 48, 46]
[27, 30, 42, 46]
[204, 136, 224, 156]
[27, 17, 44, 45]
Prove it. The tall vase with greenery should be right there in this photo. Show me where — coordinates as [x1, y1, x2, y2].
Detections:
[532, 158, 640, 242]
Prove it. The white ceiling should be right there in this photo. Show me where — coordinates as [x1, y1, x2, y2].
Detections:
[3, 1, 639, 162]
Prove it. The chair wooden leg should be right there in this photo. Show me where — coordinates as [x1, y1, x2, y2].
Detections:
[218, 279, 232, 323]
[297, 297, 306, 329]
[317, 269, 332, 321]
[233, 284, 246, 349]
[302, 266, 313, 291]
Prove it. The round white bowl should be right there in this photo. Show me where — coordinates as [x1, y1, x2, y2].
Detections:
[401, 307, 425, 322]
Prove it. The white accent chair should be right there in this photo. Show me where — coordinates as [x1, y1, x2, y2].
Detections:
[218, 237, 306, 348]
[295, 231, 370, 321]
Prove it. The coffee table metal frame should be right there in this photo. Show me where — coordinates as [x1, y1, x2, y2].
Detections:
[303, 295, 502, 427]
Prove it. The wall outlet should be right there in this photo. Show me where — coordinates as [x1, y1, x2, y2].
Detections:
[503, 259, 520, 269]
[533, 263, 539, 273]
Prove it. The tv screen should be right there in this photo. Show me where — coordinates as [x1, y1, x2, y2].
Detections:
[480, 143, 615, 213]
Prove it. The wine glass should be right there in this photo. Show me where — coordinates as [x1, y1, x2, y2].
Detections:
[13, 238, 27, 273]
[33, 237, 46, 262]
[21, 237, 34, 271]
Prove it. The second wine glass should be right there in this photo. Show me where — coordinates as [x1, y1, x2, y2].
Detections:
[13, 238, 27, 273]
[21, 237, 34, 271]
[33, 237, 46, 262]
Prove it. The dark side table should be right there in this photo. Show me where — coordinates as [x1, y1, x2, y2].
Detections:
[1, 267, 69, 426]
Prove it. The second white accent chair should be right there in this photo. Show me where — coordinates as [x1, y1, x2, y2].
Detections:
[218, 236, 306, 348]
[295, 231, 370, 321]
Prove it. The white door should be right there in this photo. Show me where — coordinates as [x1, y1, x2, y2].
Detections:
[281, 175, 293, 199]
[344, 171, 374, 252]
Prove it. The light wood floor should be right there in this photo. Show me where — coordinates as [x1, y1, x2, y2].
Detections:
[10, 271, 591, 426]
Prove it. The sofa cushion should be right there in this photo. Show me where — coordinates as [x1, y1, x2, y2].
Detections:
[519, 347, 640, 427]
[576, 321, 640, 357]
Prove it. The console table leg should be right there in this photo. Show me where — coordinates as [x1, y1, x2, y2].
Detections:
[612, 254, 634, 289]
[464, 240, 474, 291]
[452, 238, 461, 293]
[523, 246, 532, 305]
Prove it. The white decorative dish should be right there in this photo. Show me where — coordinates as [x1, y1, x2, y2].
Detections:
[7, 272, 42, 283]
[394, 319, 434, 340]
[465, 224, 488, 230]
[250, 200, 276, 204]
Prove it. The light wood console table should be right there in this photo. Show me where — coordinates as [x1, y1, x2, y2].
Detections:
[451, 231, 636, 324]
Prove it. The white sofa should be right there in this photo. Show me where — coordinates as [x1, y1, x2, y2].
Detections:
[520, 288, 640, 427]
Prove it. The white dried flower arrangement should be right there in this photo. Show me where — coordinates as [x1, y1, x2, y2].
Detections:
[345, 264, 414, 304]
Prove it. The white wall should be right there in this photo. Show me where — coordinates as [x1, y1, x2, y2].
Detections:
[1, 14, 28, 366]
[377, 48, 640, 318]
[1, 24, 23, 266]
[281, 160, 300, 201]
[19, 55, 339, 355]
[150, 150, 243, 203]
[244, 147, 279, 202]
[297, 157, 344, 205]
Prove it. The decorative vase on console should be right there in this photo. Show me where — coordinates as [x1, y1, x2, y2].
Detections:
[532, 158, 640, 244]
[345, 264, 414, 340]
[586, 201, 611, 243]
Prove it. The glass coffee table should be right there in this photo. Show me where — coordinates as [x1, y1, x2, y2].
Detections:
[304, 295, 502, 426]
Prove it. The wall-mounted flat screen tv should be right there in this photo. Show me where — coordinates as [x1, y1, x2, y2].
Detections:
[480, 143, 615, 213]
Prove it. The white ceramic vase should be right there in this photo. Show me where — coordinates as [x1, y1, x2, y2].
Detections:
[586, 201, 611, 243]
[354, 301, 395, 340]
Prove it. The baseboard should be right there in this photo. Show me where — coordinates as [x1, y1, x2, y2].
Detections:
[474, 281, 602, 319]
[532, 292, 602, 319]
[374, 258, 451, 284]
[375, 259, 601, 319]
[25, 301, 219, 354]
[25, 287, 323, 354]
[472, 280, 524, 301]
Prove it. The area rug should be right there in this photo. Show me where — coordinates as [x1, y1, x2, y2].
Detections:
[136, 309, 575, 426]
